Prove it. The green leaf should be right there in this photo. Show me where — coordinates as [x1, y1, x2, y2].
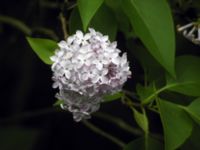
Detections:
[26, 37, 58, 64]
[0, 127, 39, 150]
[123, 136, 163, 150]
[181, 124, 200, 150]
[132, 108, 148, 133]
[136, 83, 156, 102]
[183, 97, 200, 125]
[90, 4, 117, 41]
[78, 0, 104, 31]
[53, 99, 64, 106]
[105, 0, 132, 38]
[103, 91, 123, 102]
[142, 56, 200, 104]
[105, 0, 121, 11]
[157, 99, 193, 150]
[69, 5, 117, 40]
[122, 0, 175, 76]
[188, 97, 200, 119]
[69, 7, 83, 34]
[166, 55, 200, 96]
[127, 42, 164, 82]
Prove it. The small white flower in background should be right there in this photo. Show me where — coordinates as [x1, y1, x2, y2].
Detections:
[177, 21, 200, 45]
[50, 28, 131, 122]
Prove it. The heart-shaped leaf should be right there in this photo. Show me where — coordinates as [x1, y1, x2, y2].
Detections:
[122, 0, 175, 76]
[103, 91, 123, 102]
[136, 83, 156, 102]
[157, 99, 193, 150]
[132, 108, 148, 133]
[26, 37, 57, 64]
[166, 55, 200, 96]
[123, 136, 163, 150]
[90, 4, 117, 41]
[78, 0, 104, 31]
[182, 97, 200, 125]
[69, 5, 117, 41]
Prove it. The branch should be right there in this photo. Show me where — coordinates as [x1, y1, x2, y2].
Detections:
[32, 27, 59, 41]
[0, 15, 32, 35]
[94, 112, 143, 136]
[0, 15, 59, 40]
[82, 120, 126, 148]
[59, 13, 68, 40]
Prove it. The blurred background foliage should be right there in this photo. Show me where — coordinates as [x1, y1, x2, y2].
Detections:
[0, 0, 200, 150]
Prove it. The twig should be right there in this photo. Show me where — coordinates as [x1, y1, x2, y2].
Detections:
[82, 120, 126, 148]
[40, 1, 60, 9]
[67, 3, 77, 10]
[59, 13, 68, 40]
[123, 90, 138, 100]
[94, 112, 143, 136]
[0, 15, 32, 35]
[146, 107, 159, 114]
[32, 27, 59, 41]
[119, 95, 163, 140]
[123, 94, 141, 108]
[0, 107, 163, 140]
[0, 15, 60, 41]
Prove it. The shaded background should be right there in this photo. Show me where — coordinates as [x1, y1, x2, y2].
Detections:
[0, 0, 137, 149]
[0, 0, 200, 150]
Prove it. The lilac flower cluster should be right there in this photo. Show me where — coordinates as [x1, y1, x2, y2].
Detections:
[50, 28, 131, 121]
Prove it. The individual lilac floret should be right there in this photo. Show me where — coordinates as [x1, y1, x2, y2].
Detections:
[177, 21, 200, 45]
[50, 28, 131, 122]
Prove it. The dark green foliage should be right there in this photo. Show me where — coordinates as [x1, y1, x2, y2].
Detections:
[1, 0, 200, 149]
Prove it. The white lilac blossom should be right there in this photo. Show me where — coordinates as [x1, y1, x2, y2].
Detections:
[177, 21, 200, 45]
[50, 28, 131, 122]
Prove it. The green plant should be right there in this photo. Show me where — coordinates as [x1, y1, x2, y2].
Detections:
[26, 0, 200, 149]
